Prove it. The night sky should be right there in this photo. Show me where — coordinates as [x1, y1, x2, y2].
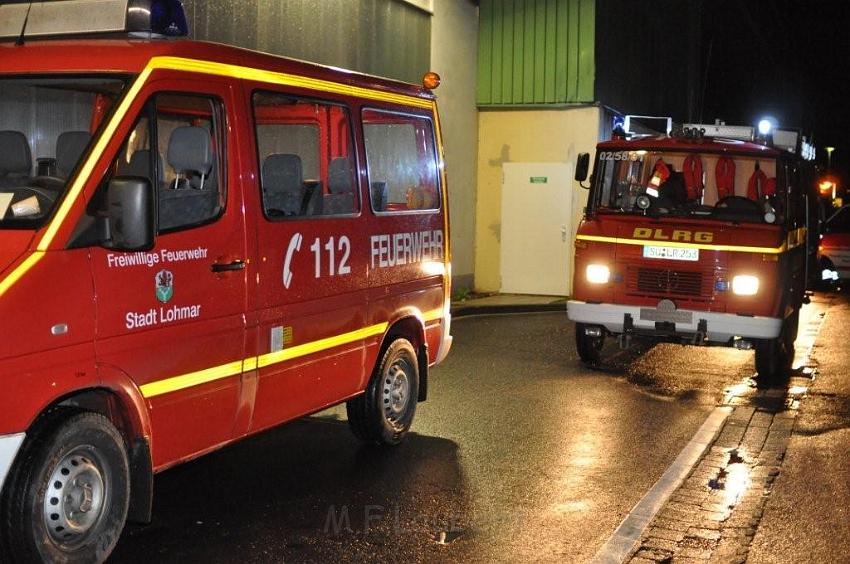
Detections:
[699, 1, 850, 180]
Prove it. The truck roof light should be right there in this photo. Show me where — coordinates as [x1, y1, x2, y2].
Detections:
[422, 72, 441, 90]
[0, 0, 189, 41]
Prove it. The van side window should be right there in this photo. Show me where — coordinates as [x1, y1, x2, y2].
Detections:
[153, 94, 225, 231]
[362, 109, 440, 213]
[101, 93, 225, 233]
[252, 92, 358, 219]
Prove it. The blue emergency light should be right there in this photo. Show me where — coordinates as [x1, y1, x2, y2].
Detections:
[128, 0, 189, 37]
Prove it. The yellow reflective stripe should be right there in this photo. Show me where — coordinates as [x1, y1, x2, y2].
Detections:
[140, 360, 244, 398]
[422, 308, 443, 322]
[256, 322, 388, 369]
[148, 56, 433, 109]
[141, 322, 389, 398]
[0, 251, 43, 299]
[575, 234, 788, 254]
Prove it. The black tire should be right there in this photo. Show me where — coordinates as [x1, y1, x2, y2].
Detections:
[347, 338, 419, 445]
[1, 409, 130, 564]
[755, 313, 796, 383]
[575, 323, 604, 363]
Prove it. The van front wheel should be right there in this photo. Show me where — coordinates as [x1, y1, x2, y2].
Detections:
[1, 410, 130, 564]
[347, 338, 419, 445]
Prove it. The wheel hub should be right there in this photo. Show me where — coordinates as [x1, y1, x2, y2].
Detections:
[383, 363, 411, 422]
[43, 448, 106, 546]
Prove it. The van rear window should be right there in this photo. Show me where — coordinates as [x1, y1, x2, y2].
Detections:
[362, 109, 440, 213]
[0, 76, 126, 229]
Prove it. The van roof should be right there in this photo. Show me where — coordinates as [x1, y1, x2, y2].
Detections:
[597, 136, 786, 159]
[0, 38, 435, 101]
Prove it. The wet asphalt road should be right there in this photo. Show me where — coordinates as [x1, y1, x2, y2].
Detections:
[109, 312, 760, 563]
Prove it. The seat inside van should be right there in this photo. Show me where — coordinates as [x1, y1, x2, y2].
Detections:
[0, 130, 32, 187]
[159, 125, 219, 230]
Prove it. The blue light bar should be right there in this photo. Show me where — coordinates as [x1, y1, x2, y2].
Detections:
[128, 0, 189, 37]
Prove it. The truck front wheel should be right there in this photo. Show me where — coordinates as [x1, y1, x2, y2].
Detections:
[755, 312, 797, 383]
[575, 323, 605, 363]
[1, 409, 130, 564]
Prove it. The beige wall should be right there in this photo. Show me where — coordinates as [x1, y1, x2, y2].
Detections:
[475, 106, 602, 293]
[430, 0, 478, 290]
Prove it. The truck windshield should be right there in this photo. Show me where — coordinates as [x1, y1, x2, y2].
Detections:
[0, 76, 127, 229]
[591, 149, 781, 224]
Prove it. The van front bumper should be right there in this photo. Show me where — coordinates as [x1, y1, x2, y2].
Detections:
[567, 300, 782, 343]
[0, 432, 25, 494]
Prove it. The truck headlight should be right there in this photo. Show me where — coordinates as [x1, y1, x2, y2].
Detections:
[586, 264, 610, 284]
[732, 275, 759, 296]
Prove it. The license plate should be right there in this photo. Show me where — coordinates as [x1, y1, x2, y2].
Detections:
[642, 246, 699, 261]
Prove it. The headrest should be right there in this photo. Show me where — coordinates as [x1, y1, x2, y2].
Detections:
[56, 130, 91, 177]
[328, 157, 354, 194]
[262, 153, 302, 191]
[0, 130, 32, 176]
[167, 126, 212, 174]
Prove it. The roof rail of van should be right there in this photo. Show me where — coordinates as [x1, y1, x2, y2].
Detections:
[0, 0, 188, 42]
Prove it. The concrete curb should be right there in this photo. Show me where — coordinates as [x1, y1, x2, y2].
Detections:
[451, 302, 566, 318]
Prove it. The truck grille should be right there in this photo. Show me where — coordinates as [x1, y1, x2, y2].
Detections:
[631, 267, 705, 298]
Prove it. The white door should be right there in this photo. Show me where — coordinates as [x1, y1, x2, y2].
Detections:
[501, 162, 572, 295]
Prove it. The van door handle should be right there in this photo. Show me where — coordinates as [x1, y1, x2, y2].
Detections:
[211, 260, 246, 272]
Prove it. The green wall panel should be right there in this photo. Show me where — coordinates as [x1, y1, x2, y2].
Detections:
[478, 0, 595, 106]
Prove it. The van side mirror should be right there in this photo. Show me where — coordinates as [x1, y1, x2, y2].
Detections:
[104, 177, 154, 251]
[575, 153, 590, 184]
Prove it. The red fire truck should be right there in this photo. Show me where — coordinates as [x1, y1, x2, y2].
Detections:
[569, 117, 816, 381]
[0, 1, 452, 561]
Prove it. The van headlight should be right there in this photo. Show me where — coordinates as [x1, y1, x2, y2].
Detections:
[586, 264, 610, 284]
[732, 275, 759, 296]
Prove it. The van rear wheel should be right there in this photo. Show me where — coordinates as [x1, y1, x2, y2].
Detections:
[347, 338, 419, 445]
[1, 409, 129, 564]
[575, 323, 604, 363]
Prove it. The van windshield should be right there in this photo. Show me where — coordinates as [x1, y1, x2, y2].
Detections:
[590, 149, 782, 224]
[0, 76, 127, 229]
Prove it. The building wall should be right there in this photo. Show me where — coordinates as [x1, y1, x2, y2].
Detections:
[182, 0, 431, 84]
[430, 0, 479, 290]
[477, 0, 595, 106]
[474, 106, 601, 293]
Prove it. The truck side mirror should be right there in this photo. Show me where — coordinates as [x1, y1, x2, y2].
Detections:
[104, 177, 154, 251]
[575, 153, 590, 184]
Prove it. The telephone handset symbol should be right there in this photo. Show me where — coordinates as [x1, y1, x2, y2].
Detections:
[283, 233, 303, 289]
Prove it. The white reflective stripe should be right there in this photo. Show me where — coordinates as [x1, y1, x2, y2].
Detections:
[0, 433, 25, 493]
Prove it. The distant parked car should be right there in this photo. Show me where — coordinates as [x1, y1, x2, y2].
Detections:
[819, 204, 850, 282]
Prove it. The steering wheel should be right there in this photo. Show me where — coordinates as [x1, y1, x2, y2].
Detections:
[15, 185, 58, 203]
[714, 195, 761, 214]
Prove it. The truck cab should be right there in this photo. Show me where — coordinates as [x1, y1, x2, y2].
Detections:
[569, 119, 817, 381]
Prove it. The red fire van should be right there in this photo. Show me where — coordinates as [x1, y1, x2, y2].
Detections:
[569, 117, 816, 382]
[0, 1, 452, 561]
